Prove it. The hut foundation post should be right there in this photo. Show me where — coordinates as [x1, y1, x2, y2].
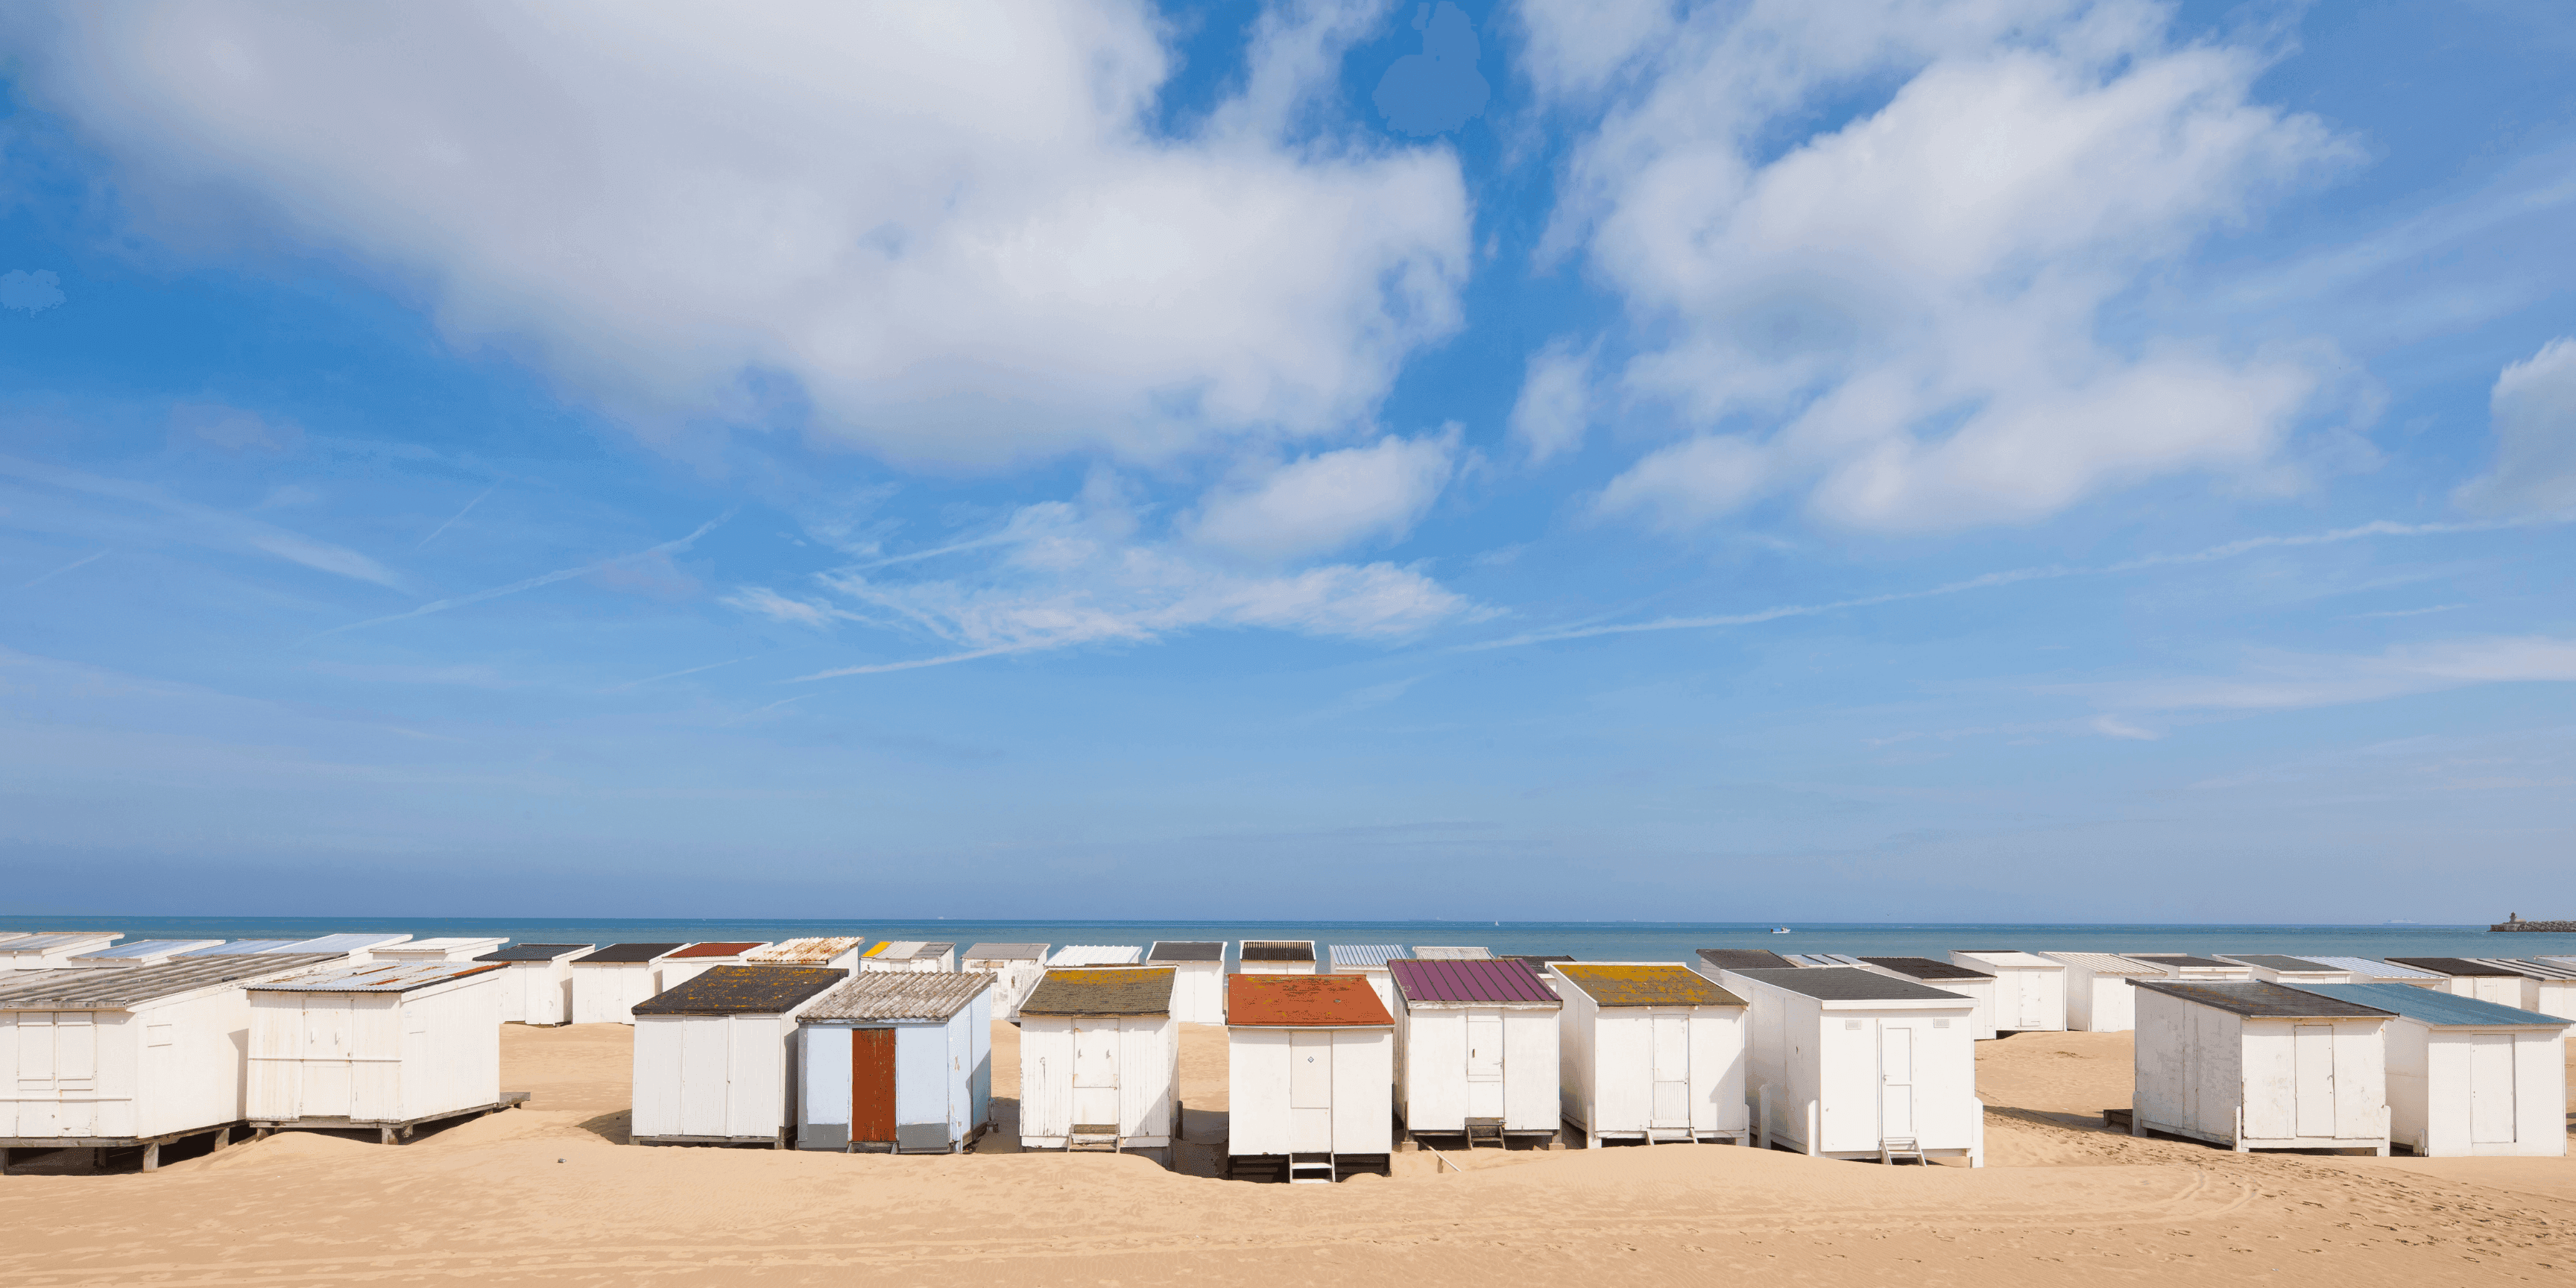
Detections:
[212, 1126, 230, 1152]
[142, 1142, 160, 1172]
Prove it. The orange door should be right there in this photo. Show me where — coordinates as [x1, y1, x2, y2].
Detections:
[852, 1029, 897, 1144]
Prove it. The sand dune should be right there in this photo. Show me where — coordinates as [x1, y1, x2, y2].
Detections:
[1, 1022, 2568, 1286]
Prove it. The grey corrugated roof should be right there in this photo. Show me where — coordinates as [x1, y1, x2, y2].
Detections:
[2222, 954, 2343, 973]
[2296, 982, 2569, 1028]
[2126, 954, 2244, 970]
[0, 932, 120, 954]
[70, 939, 224, 960]
[1019, 967, 1173, 1016]
[1150, 941, 1225, 962]
[1860, 956, 1992, 981]
[2479, 958, 2576, 980]
[178, 939, 305, 956]
[1239, 941, 1316, 962]
[2134, 979, 2394, 1019]
[473, 943, 596, 962]
[575, 942, 687, 964]
[0, 955, 339, 1008]
[1698, 948, 1796, 970]
[252, 961, 505, 994]
[2297, 955, 2446, 980]
[2386, 957, 2521, 977]
[278, 934, 411, 954]
[1409, 947, 1492, 960]
[1729, 967, 1974, 1003]
[634, 966, 845, 1016]
[2038, 952, 2165, 976]
[1328, 944, 1405, 968]
[961, 942, 1048, 961]
[802, 971, 994, 1022]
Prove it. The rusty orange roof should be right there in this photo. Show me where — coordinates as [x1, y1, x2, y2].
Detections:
[669, 941, 765, 959]
[1226, 973, 1393, 1026]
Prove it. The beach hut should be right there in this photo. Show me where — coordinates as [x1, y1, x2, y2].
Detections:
[367, 938, 507, 964]
[2217, 955, 2355, 985]
[1049, 944, 1143, 967]
[656, 942, 771, 991]
[2125, 953, 2255, 982]
[1949, 951, 2067, 1033]
[1327, 944, 1404, 1014]
[470, 944, 593, 1026]
[0, 953, 338, 1172]
[2130, 979, 2393, 1155]
[1149, 942, 1228, 1023]
[2384, 958, 2526, 1006]
[631, 966, 845, 1149]
[2294, 982, 2569, 1158]
[1236, 941, 1318, 976]
[1695, 948, 1797, 973]
[1386, 958, 1561, 1149]
[569, 943, 691, 1025]
[1550, 964, 1749, 1149]
[2296, 956, 2450, 988]
[795, 971, 994, 1153]
[1, 932, 122, 970]
[862, 942, 958, 973]
[1225, 973, 1394, 1181]
[1856, 958, 1999, 1040]
[1017, 967, 1179, 1161]
[65, 940, 224, 968]
[1410, 947, 1492, 960]
[2468, 959, 2576, 1020]
[1717, 967, 1983, 1165]
[959, 944, 1049, 1020]
[245, 961, 511, 1143]
[748, 938, 869, 973]
[276, 934, 414, 957]
[2036, 952, 2165, 1032]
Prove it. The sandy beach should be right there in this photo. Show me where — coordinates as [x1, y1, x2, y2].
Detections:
[2, 1022, 2569, 1286]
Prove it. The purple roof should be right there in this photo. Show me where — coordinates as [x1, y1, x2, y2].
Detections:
[1388, 958, 1559, 1005]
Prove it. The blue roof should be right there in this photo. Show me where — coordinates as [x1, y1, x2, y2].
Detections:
[278, 933, 411, 953]
[2296, 956, 2446, 979]
[1328, 944, 1407, 967]
[2296, 982, 2569, 1028]
[179, 939, 305, 956]
[75, 939, 222, 959]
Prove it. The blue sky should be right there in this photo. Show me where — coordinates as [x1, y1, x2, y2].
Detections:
[2, 1, 2572, 921]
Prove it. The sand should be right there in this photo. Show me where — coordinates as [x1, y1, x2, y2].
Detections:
[2, 1023, 2570, 1286]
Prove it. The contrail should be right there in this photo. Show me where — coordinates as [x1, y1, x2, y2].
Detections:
[606, 654, 757, 692]
[20, 547, 111, 590]
[793, 643, 1036, 681]
[315, 513, 730, 638]
[417, 485, 496, 549]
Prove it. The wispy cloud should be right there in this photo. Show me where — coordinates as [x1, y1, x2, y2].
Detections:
[606, 655, 757, 692]
[2090, 636, 2576, 716]
[416, 484, 496, 549]
[2345, 604, 2466, 620]
[315, 513, 727, 637]
[794, 644, 1040, 681]
[0, 453, 406, 590]
[20, 547, 110, 590]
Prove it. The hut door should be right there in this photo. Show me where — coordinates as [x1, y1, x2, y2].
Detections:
[2293, 1025, 2336, 1136]
[303, 996, 356, 1117]
[2018, 973, 2048, 1029]
[1649, 1012, 1690, 1126]
[1878, 1023, 1915, 1138]
[1465, 1010, 1505, 1118]
[1289, 1029, 1333, 1151]
[1073, 1020, 1121, 1131]
[13, 1012, 96, 1136]
[851, 1029, 897, 1144]
[2468, 1033, 2516, 1145]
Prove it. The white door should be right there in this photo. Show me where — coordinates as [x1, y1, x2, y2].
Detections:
[1465, 1010, 1505, 1119]
[1879, 1023, 1914, 1139]
[1289, 1029, 1333, 1151]
[14, 1012, 98, 1136]
[303, 997, 356, 1118]
[2020, 973, 2048, 1029]
[2293, 1024, 2335, 1137]
[2467, 1032, 2516, 1146]
[1073, 1021, 1120, 1130]
[1649, 1012, 1690, 1126]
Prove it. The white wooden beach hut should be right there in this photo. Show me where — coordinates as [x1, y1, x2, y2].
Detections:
[749, 938, 870, 973]
[1949, 951, 2068, 1033]
[1236, 941, 1318, 976]
[959, 944, 1049, 1020]
[0, 953, 338, 1172]
[2130, 979, 2393, 1155]
[2386, 958, 2527, 1006]
[569, 943, 691, 1025]
[1017, 967, 1179, 1161]
[861, 941, 957, 973]
[1410, 947, 1492, 960]
[1856, 957, 1999, 1040]
[66, 940, 224, 968]
[2296, 982, 2569, 1157]
[795, 971, 994, 1153]
[1387, 958, 1561, 1149]
[2218, 955, 2358, 985]
[1326, 944, 1404, 1014]
[2037, 952, 2164, 1031]
[2125, 953, 2255, 982]
[470, 944, 593, 1026]
[2470, 959, 2576, 1020]
[1, 932, 122, 970]
[246, 961, 511, 1143]
[1550, 964, 1749, 1149]
[368, 938, 507, 964]
[2296, 956, 2449, 988]
[1049, 944, 1143, 967]
[630, 966, 845, 1149]
[1717, 966, 1982, 1165]
[656, 941, 771, 990]
[1225, 973, 1394, 1181]
[1149, 942, 1228, 1023]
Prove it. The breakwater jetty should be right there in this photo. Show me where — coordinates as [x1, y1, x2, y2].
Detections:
[2490, 913, 2576, 932]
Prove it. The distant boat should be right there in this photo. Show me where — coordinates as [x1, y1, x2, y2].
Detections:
[1771, 926, 1791, 934]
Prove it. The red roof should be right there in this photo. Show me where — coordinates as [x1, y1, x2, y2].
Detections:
[1227, 973, 1393, 1026]
[1388, 958, 1559, 1005]
[669, 941, 763, 959]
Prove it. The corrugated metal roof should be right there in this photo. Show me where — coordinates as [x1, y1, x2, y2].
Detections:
[575, 942, 688, 964]
[748, 938, 867, 965]
[1728, 967, 1972, 1003]
[0, 932, 121, 953]
[960, 942, 1049, 961]
[1860, 956, 1993, 981]
[2036, 952, 2170, 976]
[802, 971, 994, 1022]
[1781, 953, 1863, 967]
[2296, 982, 2570, 1027]
[2480, 958, 2576, 980]
[1149, 941, 1225, 962]
[2135, 979, 2393, 1019]
[1388, 959, 1559, 1006]
[279, 934, 412, 954]
[2386, 956, 2519, 977]
[2125, 954, 2243, 970]
[1500, 954, 1574, 965]
[1020, 967, 1174, 1016]
[1409, 947, 1492, 960]
[1697, 948, 1796, 970]
[1554, 964, 1746, 1008]
[2222, 954, 2343, 973]
[373, 937, 507, 955]
[1238, 941, 1316, 962]
[178, 939, 305, 956]
[863, 941, 953, 962]
[634, 965, 845, 1015]
[666, 941, 765, 959]
[71, 939, 224, 960]
[2297, 956, 2448, 980]
[1048, 944, 1143, 966]
[1228, 973, 1394, 1026]
[251, 961, 505, 994]
[1328, 944, 1406, 968]
[0, 955, 340, 1008]
[1953, 950, 2062, 969]
[473, 943, 596, 963]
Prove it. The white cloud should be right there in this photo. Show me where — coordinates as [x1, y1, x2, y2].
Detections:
[1530, 0, 2354, 531]
[721, 587, 842, 629]
[2455, 337, 2576, 516]
[1186, 429, 1458, 561]
[1507, 338, 1594, 464]
[17, 1, 1471, 467]
[2094, 636, 2576, 715]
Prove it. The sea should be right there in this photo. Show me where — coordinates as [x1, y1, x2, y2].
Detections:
[5, 915, 2568, 963]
